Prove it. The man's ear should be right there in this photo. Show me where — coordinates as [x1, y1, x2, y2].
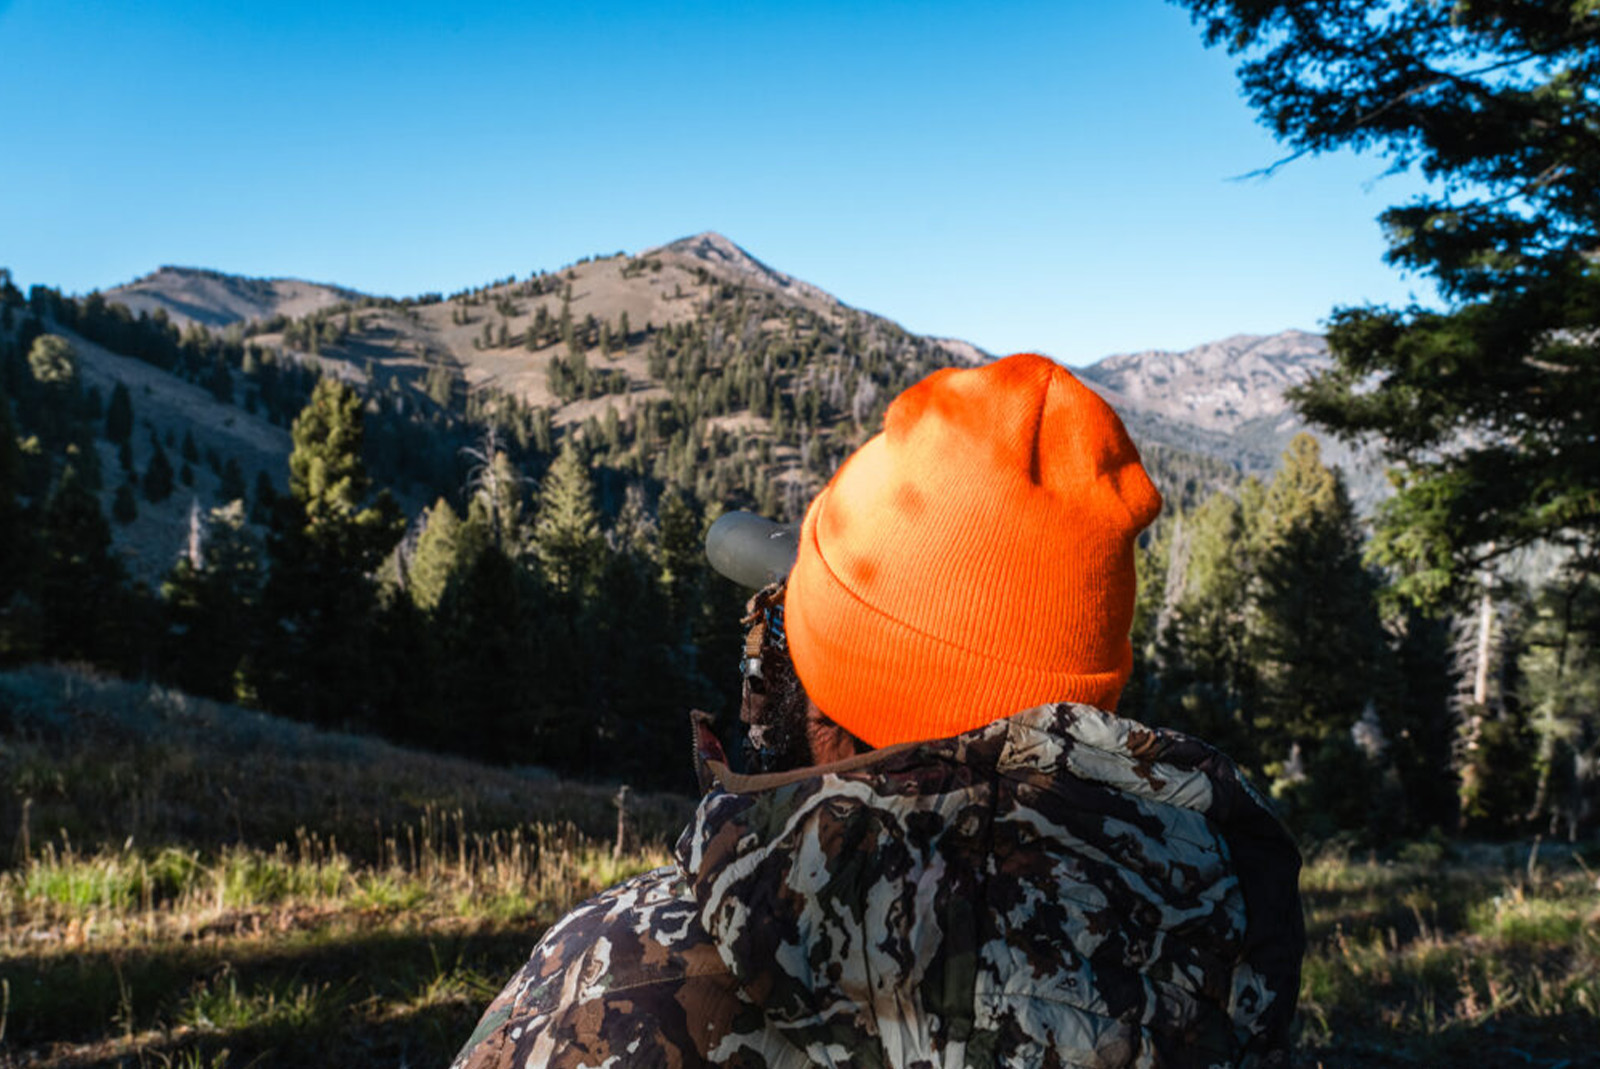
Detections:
[805, 699, 871, 764]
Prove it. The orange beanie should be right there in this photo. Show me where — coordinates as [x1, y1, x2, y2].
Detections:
[785, 353, 1163, 748]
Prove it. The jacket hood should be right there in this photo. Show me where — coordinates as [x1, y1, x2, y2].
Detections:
[679, 703, 1303, 1067]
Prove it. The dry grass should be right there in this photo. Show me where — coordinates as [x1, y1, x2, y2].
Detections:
[1297, 842, 1600, 1067]
[1, 819, 670, 1068]
[0, 665, 690, 1067]
[3, 666, 1597, 1067]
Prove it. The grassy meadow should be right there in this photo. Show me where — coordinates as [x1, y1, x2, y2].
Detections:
[2, 667, 1596, 1068]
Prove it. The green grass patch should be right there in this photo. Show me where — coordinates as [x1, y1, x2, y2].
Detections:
[1466, 887, 1591, 945]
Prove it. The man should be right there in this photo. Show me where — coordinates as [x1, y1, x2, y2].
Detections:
[452, 354, 1304, 1068]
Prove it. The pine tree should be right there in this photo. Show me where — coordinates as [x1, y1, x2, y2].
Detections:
[258, 378, 404, 727]
[144, 443, 175, 502]
[36, 464, 126, 663]
[533, 441, 601, 602]
[0, 387, 32, 657]
[105, 381, 133, 444]
[1518, 572, 1600, 841]
[1180, 0, 1600, 606]
[160, 500, 264, 701]
[1249, 434, 1387, 833]
[285, 378, 397, 549]
[207, 357, 233, 403]
[251, 471, 277, 525]
[1157, 493, 1260, 766]
[219, 457, 247, 504]
[408, 497, 466, 613]
[27, 334, 76, 387]
[461, 431, 527, 553]
[25, 334, 80, 446]
[657, 487, 703, 624]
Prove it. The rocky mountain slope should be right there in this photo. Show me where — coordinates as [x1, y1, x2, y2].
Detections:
[1076, 330, 1386, 506]
[1080, 330, 1329, 437]
[103, 239, 1331, 472]
[70, 233, 1387, 586]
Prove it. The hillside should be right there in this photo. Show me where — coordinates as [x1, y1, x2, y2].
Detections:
[87, 234, 1345, 480]
[0, 664, 694, 853]
[55, 233, 1009, 585]
[67, 324, 293, 581]
[1077, 329, 1388, 507]
[95, 238, 1357, 488]
[0, 664, 692, 1067]
[1080, 329, 1331, 435]
[106, 232, 985, 415]
[106, 266, 364, 329]
[59, 233, 1387, 588]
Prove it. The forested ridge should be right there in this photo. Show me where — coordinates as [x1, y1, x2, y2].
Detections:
[0, 223, 1593, 836]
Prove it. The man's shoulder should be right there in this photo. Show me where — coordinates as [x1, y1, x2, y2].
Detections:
[450, 865, 738, 1069]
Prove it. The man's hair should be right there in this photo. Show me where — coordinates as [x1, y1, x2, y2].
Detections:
[738, 583, 867, 773]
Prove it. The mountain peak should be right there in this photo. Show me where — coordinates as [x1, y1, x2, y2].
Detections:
[649, 232, 834, 307]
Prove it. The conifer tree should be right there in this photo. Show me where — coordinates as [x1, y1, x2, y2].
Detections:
[1249, 434, 1387, 831]
[25, 334, 79, 447]
[105, 381, 133, 444]
[161, 501, 263, 701]
[27, 334, 76, 388]
[36, 464, 126, 663]
[0, 388, 31, 657]
[1158, 493, 1261, 765]
[657, 487, 703, 624]
[1519, 572, 1600, 840]
[432, 535, 540, 761]
[143, 442, 175, 502]
[251, 471, 277, 525]
[1180, 0, 1600, 605]
[533, 441, 601, 602]
[258, 378, 404, 726]
[461, 431, 526, 553]
[409, 497, 466, 613]
[219, 457, 247, 504]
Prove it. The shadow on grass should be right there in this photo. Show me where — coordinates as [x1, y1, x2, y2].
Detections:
[5, 920, 542, 1066]
[1301, 1011, 1600, 1069]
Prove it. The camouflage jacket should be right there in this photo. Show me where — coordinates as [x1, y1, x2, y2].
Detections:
[451, 703, 1304, 1068]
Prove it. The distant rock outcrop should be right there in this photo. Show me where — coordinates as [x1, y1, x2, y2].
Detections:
[1078, 330, 1330, 435]
[1076, 329, 1386, 509]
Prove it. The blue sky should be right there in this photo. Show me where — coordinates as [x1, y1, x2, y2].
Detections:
[0, 0, 1437, 365]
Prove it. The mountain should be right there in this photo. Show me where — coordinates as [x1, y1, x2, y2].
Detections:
[35, 233, 1397, 583]
[1079, 330, 1329, 437]
[1077, 329, 1388, 508]
[1076, 329, 1334, 472]
[105, 266, 364, 329]
[37, 233, 995, 580]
